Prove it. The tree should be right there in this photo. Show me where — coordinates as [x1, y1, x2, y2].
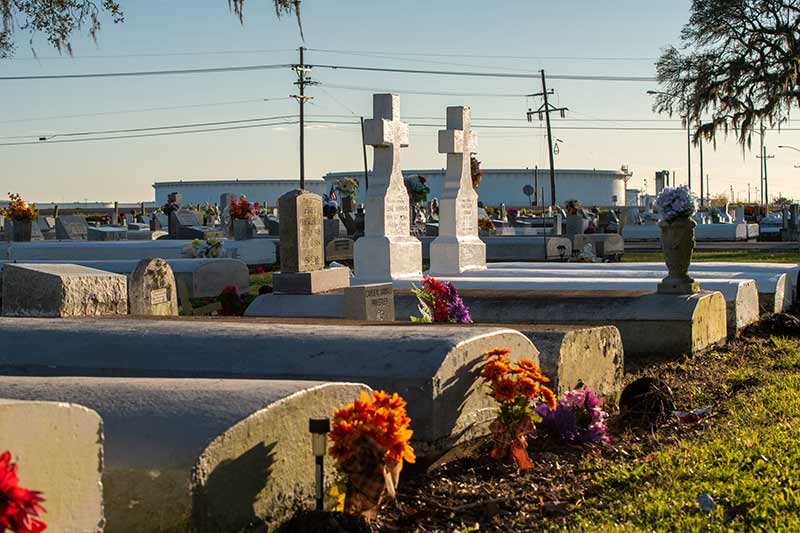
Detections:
[0, 0, 300, 58]
[653, 0, 800, 149]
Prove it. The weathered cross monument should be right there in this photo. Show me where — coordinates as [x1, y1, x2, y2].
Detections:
[353, 94, 422, 282]
[429, 106, 486, 275]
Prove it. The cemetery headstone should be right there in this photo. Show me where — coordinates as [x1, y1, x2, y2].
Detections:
[266, 214, 280, 235]
[344, 283, 395, 321]
[56, 216, 89, 241]
[171, 209, 203, 240]
[325, 237, 355, 263]
[128, 258, 179, 316]
[273, 189, 350, 294]
[353, 93, 422, 281]
[429, 105, 486, 275]
[324, 218, 342, 245]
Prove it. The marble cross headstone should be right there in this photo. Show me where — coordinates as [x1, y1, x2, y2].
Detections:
[429, 106, 486, 275]
[353, 94, 422, 282]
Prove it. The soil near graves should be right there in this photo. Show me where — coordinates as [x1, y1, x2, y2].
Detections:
[361, 314, 800, 532]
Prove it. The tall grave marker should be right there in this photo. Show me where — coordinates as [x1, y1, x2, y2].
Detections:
[272, 189, 350, 294]
[429, 106, 486, 275]
[354, 94, 422, 282]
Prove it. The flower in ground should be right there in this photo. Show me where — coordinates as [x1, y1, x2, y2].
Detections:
[535, 389, 610, 445]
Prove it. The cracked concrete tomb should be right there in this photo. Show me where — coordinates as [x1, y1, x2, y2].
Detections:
[0, 377, 368, 533]
[0, 398, 104, 533]
[2, 263, 127, 317]
[0, 317, 538, 457]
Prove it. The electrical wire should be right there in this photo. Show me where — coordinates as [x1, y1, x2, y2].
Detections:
[0, 115, 298, 140]
[306, 48, 657, 62]
[0, 63, 291, 81]
[2, 49, 296, 61]
[310, 63, 658, 82]
[0, 97, 292, 124]
[0, 121, 298, 146]
[321, 82, 527, 98]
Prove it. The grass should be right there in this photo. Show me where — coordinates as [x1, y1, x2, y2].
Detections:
[623, 250, 800, 263]
[249, 271, 273, 296]
[567, 335, 800, 532]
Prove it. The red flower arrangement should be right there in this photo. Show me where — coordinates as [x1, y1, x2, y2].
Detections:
[0, 451, 46, 533]
[329, 390, 415, 519]
[480, 348, 556, 469]
[470, 156, 483, 189]
[230, 196, 259, 220]
[2, 193, 37, 222]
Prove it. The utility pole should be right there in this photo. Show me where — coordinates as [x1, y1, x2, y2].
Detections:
[291, 46, 317, 190]
[748, 183, 751, 203]
[757, 146, 775, 213]
[758, 122, 765, 207]
[699, 133, 705, 207]
[534, 165, 539, 207]
[527, 70, 568, 208]
[706, 174, 710, 206]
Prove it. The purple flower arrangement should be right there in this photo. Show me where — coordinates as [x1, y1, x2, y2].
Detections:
[410, 277, 473, 324]
[656, 185, 696, 222]
[535, 389, 609, 445]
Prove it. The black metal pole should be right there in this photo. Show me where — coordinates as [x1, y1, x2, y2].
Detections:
[541, 70, 557, 207]
[360, 116, 369, 192]
[686, 114, 692, 191]
[699, 135, 705, 208]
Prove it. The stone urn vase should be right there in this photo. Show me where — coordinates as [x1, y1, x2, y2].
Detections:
[11, 220, 33, 242]
[657, 216, 700, 294]
[232, 218, 252, 241]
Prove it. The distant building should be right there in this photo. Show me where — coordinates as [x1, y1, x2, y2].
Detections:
[324, 167, 630, 208]
[151, 179, 325, 207]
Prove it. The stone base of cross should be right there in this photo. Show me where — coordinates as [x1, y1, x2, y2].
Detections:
[429, 105, 486, 275]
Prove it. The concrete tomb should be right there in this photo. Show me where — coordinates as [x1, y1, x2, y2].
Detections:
[429, 106, 486, 275]
[0, 318, 538, 456]
[0, 398, 104, 533]
[0, 377, 367, 532]
[87, 226, 128, 241]
[2, 263, 127, 317]
[354, 94, 422, 282]
[128, 258, 179, 316]
[245, 283, 395, 321]
[573, 233, 624, 260]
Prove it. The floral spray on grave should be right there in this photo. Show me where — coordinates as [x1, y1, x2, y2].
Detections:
[329, 391, 415, 520]
[410, 277, 472, 324]
[535, 389, 610, 445]
[0, 451, 47, 533]
[480, 348, 556, 469]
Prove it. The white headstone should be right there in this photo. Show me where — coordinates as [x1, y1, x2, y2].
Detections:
[734, 206, 745, 224]
[353, 94, 422, 282]
[429, 106, 486, 275]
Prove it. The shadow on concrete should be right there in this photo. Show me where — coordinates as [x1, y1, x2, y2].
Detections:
[193, 440, 277, 532]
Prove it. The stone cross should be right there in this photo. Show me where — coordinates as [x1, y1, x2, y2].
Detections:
[353, 94, 422, 282]
[429, 106, 486, 274]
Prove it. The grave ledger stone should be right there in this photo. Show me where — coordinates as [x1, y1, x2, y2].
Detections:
[353, 94, 422, 282]
[429, 105, 486, 275]
[2, 263, 128, 317]
[272, 189, 349, 294]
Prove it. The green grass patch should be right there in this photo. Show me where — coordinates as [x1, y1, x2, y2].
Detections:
[567, 337, 800, 531]
[623, 251, 800, 264]
[249, 272, 274, 296]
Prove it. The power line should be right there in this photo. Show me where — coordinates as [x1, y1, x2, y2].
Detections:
[0, 121, 298, 146]
[2, 49, 296, 61]
[306, 47, 658, 62]
[0, 97, 291, 124]
[0, 64, 291, 81]
[322, 82, 526, 98]
[0, 115, 298, 140]
[310, 63, 658, 82]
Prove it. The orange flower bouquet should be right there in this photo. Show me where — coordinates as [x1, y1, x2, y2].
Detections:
[329, 390, 415, 519]
[480, 348, 556, 469]
[3, 193, 37, 222]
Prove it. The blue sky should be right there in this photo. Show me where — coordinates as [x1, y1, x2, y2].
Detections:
[1, 0, 799, 203]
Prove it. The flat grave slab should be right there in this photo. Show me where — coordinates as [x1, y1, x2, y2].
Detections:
[2, 263, 127, 317]
[419, 235, 572, 262]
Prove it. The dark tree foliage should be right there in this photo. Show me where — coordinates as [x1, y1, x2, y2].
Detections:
[654, 0, 800, 148]
[0, 0, 301, 58]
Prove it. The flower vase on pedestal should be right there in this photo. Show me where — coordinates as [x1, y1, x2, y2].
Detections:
[10, 220, 33, 242]
[657, 216, 700, 294]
